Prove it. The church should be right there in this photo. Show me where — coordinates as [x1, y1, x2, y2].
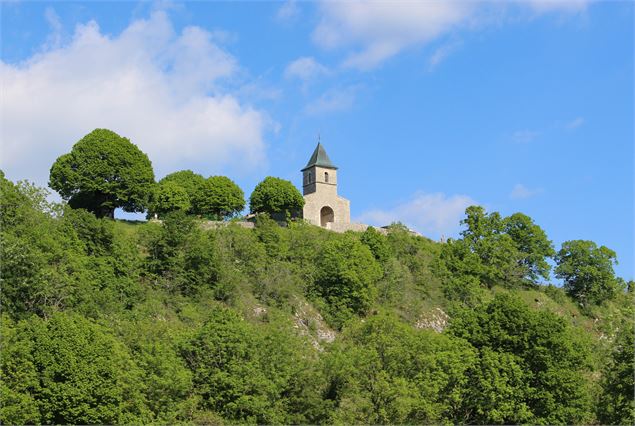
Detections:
[300, 143, 358, 231]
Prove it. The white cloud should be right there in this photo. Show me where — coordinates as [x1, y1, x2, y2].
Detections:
[510, 183, 543, 200]
[277, 0, 300, 21]
[305, 86, 359, 115]
[1, 11, 268, 186]
[313, 1, 475, 70]
[427, 39, 462, 70]
[44, 7, 63, 49]
[311, 1, 594, 70]
[356, 191, 477, 239]
[511, 129, 540, 144]
[284, 56, 329, 81]
[565, 116, 585, 129]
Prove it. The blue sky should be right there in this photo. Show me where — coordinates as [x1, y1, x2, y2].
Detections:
[1, 1, 633, 280]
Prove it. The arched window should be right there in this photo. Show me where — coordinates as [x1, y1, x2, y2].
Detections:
[324, 172, 329, 183]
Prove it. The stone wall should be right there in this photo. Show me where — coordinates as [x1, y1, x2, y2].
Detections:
[303, 192, 350, 227]
[326, 222, 388, 235]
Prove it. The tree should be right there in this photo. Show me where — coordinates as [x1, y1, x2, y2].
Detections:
[597, 324, 635, 424]
[440, 207, 523, 290]
[554, 240, 621, 305]
[49, 129, 155, 218]
[149, 180, 191, 218]
[503, 212, 555, 282]
[360, 226, 391, 263]
[141, 211, 218, 295]
[249, 176, 304, 218]
[449, 294, 594, 424]
[323, 312, 476, 424]
[180, 307, 323, 424]
[0, 313, 148, 424]
[442, 206, 553, 289]
[315, 234, 382, 326]
[195, 176, 245, 219]
[159, 170, 206, 215]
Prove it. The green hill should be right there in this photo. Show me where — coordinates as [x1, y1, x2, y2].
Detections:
[1, 173, 633, 425]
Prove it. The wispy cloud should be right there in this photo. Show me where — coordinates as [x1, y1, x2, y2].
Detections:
[276, 0, 300, 22]
[313, 1, 475, 70]
[305, 86, 359, 115]
[1, 11, 269, 185]
[511, 129, 540, 144]
[356, 191, 477, 239]
[510, 183, 543, 200]
[284, 56, 329, 82]
[311, 1, 594, 70]
[44, 7, 63, 49]
[427, 39, 462, 70]
[565, 116, 585, 130]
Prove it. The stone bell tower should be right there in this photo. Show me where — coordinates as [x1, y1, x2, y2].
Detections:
[301, 142, 351, 228]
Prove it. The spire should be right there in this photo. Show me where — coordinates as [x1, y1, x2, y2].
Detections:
[302, 142, 338, 171]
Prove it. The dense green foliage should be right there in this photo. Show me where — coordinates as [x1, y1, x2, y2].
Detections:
[249, 176, 305, 218]
[1, 171, 633, 425]
[1, 313, 148, 424]
[449, 294, 593, 424]
[157, 170, 206, 215]
[151, 171, 244, 219]
[195, 176, 245, 219]
[149, 180, 191, 216]
[597, 325, 635, 424]
[49, 129, 155, 218]
[555, 239, 622, 305]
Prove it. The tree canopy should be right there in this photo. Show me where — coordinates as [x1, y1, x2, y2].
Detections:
[440, 206, 555, 292]
[158, 170, 206, 215]
[315, 234, 382, 326]
[149, 180, 191, 217]
[195, 176, 245, 219]
[49, 129, 155, 218]
[555, 240, 621, 305]
[449, 293, 593, 424]
[249, 176, 304, 218]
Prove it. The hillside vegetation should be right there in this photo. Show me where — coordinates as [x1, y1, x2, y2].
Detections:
[1, 171, 633, 425]
[2, 130, 633, 425]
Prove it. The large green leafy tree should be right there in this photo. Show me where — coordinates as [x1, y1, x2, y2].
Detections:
[0, 313, 148, 424]
[149, 180, 191, 218]
[555, 240, 621, 305]
[315, 235, 382, 326]
[449, 294, 594, 424]
[180, 307, 324, 424]
[195, 176, 245, 219]
[159, 170, 206, 215]
[249, 176, 304, 218]
[440, 207, 554, 291]
[323, 312, 476, 424]
[503, 212, 555, 282]
[442, 206, 523, 289]
[360, 226, 391, 263]
[49, 129, 155, 218]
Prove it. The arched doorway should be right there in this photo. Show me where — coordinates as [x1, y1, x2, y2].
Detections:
[320, 206, 334, 227]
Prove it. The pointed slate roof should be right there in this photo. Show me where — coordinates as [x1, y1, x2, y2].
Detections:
[301, 142, 338, 171]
